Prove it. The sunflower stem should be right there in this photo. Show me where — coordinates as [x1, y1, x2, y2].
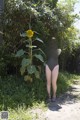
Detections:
[29, 38, 32, 65]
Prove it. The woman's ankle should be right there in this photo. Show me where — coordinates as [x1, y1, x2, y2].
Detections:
[53, 94, 56, 99]
[48, 95, 51, 99]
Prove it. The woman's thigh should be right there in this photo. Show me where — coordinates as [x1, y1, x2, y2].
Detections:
[45, 64, 51, 82]
[52, 65, 59, 82]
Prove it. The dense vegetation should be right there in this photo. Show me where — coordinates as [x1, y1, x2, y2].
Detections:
[0, 0, 80, 77]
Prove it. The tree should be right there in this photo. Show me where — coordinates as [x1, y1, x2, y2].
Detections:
[53, 0, 79, 70]
[0, 0, 79, 76]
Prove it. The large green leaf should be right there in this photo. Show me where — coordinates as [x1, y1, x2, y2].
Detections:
[20, 67, 26, 75]
[33, 48, 46, 57]
[35, 70, 40, 79]
[36, 37, 44, 43]
[24, 75, 32, 82]
[26, 45, 37, 48]
[34, 54, 44, 62]
[27, 65, 37, 74]
[15, 49, 25, 57]
[30, 45, 37, 48]
[38, 48, 46, 56]
[21, 58, 30, 67]
[20, 33, 26, 37]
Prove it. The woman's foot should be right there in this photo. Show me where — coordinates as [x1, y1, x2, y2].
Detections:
[46, 97, 51, 103]
[51, 97, 56, 102]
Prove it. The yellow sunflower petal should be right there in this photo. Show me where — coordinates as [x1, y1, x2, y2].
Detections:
[26, 29, 34, 38]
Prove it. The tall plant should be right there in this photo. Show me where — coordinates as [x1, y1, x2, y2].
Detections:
[15, 25, 45, 81]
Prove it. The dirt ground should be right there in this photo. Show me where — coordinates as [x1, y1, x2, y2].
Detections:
[31, 79, 80, 120]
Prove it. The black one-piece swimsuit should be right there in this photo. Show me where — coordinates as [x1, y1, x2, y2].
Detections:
[46, 39, 58, 71]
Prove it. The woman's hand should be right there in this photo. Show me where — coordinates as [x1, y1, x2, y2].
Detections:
[57, 49, 62, 55]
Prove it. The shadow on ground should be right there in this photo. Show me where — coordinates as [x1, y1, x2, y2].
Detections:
[48, 102, 62, 111]
[58, 88, 80, 103]
[47, 82, 80, 111]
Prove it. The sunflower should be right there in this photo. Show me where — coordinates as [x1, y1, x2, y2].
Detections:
[26, 29, 34, 38]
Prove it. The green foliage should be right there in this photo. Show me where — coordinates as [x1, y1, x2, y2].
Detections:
[57, 71, 80, 94]
[0, 0, 79, 76]
[0, 61, 7, 76]
[21, 58, 30, 67]
[0, 43, 22, 76]
[15, 49, 25, 57]
[53, 1, 79, 70]
[34, 54, 44, 62]
[15, 28, 45, 81]
[3, 0, 58, 57]
[0, 75, 47, 111]
[9, 109, 32, 120]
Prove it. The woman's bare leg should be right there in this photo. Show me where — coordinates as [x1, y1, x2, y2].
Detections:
[45, 64, 51, 98]
[52, 65, 59, 98]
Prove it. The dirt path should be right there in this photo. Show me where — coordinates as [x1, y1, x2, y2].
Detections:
[44, 79, 80, 120]
[31, 79, 80, 120]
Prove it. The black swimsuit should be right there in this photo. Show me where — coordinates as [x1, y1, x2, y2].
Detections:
[46, 39, 58, 71]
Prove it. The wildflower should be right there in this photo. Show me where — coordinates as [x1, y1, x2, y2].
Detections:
[26, 29, 34, 38]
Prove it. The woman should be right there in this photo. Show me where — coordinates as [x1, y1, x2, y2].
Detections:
[45, 37, 61, 102]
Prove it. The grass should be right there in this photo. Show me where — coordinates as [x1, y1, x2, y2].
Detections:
[0, 72, 80, 120]
[8, 108, 32, 120]
[57, 72, 80, 95]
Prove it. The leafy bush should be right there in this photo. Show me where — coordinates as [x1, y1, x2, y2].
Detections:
[0, 44, 21, 76]
[57, 71, 79, 95]
[0, 45, 7, 76]
[0, 75, 46, 111]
